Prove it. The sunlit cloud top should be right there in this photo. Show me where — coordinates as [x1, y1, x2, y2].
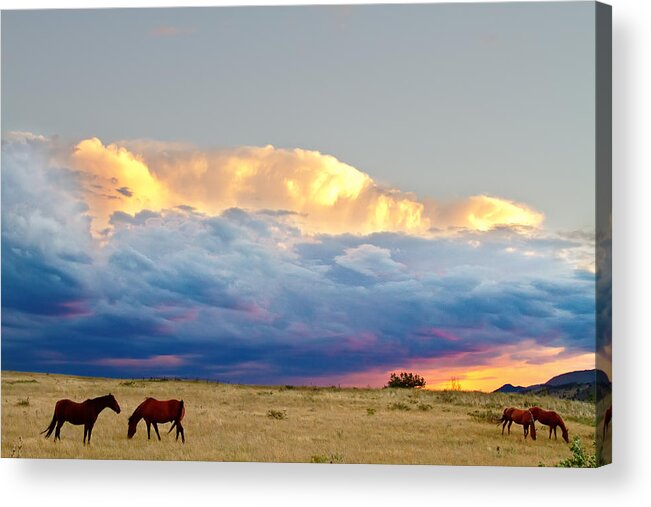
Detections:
[64, 136, 543, 237]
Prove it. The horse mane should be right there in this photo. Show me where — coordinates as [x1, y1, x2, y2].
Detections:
[556, 413, 566, 428]
[85, 394, 109, 404]
[128, 400, 147, 424]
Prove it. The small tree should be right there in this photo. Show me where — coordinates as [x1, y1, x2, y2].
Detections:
[386, 372, 426, 389]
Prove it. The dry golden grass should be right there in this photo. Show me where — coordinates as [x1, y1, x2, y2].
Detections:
[1, 371, 597, 466]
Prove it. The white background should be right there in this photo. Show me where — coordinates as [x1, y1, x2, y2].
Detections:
[0, 0, 649, 505]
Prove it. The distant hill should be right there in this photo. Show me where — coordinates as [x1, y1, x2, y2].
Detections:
[493, 369, 611, 402]
[494, 383, 527, 394]
[545, 369, 611, 387]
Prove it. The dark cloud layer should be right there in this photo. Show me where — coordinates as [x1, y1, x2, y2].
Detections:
[1, 135, 598, 385]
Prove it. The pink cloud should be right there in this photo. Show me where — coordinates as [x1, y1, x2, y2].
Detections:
[422, 327, 461, 342]
[56, 300, 93, 318]
[95, 354, 188, 369]
[150, 26, 195, 37]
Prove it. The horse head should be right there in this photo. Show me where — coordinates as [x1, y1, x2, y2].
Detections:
[562, 426, 569, 443]
[107, 393, 121, 414]
[127, 417, 137, 439]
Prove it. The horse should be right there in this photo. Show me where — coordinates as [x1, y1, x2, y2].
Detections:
[42, 393, 121, 444]
[128, 398, 185, 443]
[498, 407, 537, 440]
[603, 406, 612, 440]
[498, 407, 516, 435]
[529, 406, 569, 443]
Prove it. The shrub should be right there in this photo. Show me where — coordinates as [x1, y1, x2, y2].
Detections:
[386, 372, 426, 389]
[387, 402, 411, 411]
[311, 453, 343, 464]
[468, 409, 501, 423]
[437, 391, 455, 404]
[557, 437, 597, 468]
[16, 397, 30, 407]
[418, 403, 433, 411]
[267, 409, 287, 420]
[10, 437, 23, 458]
[366, 408, 376, 416]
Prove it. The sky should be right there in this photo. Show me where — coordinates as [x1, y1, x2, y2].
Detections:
[1, 2, 602, 391]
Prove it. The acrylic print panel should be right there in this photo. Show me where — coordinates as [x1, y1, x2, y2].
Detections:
[1, 1, 611, 467]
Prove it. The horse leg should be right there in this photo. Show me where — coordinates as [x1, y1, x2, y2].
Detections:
[146, 421, 151, 440]
[501, 420, 507, 435]
[177, 422, 185, 444]
[549, 426, 552, 439]
[553, 426, 557, 440]
[508, 420, 512, 435]
[524, 424, 529, 440]
[153, 423, 161, 441]
[88, 424, 94, 445]
[55, 420, 64, 441]
[84, 425, 88, 445]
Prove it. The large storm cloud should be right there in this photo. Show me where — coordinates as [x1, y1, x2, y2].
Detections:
[1, 134, 596, 388]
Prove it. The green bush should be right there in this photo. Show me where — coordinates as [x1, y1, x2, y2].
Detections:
[386, 372, 426, 388]
[557, 437, 596, 468]
[387, 402, 411, 411]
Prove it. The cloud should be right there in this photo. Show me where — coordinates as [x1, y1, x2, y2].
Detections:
[150, 26, 195, 37]
[61, 136, 544, 236]
[1, 134, 594, 389]
[334, 244, 406, 279]
[95, 354, 189, 369]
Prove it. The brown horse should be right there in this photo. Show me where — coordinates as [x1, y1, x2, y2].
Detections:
[42, 393, 121, 444]
[498, 407, 536, 440]
[128, 398, 185, 443]
[529, 406, 569, 443]
[499, 407, 516, 435]
[603, 406, 612, 440]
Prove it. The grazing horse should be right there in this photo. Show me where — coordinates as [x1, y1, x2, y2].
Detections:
[128, 398, 185, 443]
[529, 406, 569, 443]
[603, 406, 612, 440]
[499, 407, 516, 435]
[498, 407, 536, 440]
[42, 393, 121, 444]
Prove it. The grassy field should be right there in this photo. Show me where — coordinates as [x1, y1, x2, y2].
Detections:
[1, 371, 598, 466]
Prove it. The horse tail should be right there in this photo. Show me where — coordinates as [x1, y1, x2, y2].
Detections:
[529, 413, 537, 440]
[41, 412, 57, 439]
[168, 399, 185, 432]
[178, 400, 185, 422]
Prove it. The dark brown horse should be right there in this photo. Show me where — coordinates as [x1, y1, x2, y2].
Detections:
[529, 406, 569, 443]
[498, 407, 536, 440]
[128, 398, 185, 443]
[603, 406, 612, 440]
[42, 393, 121, 444]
